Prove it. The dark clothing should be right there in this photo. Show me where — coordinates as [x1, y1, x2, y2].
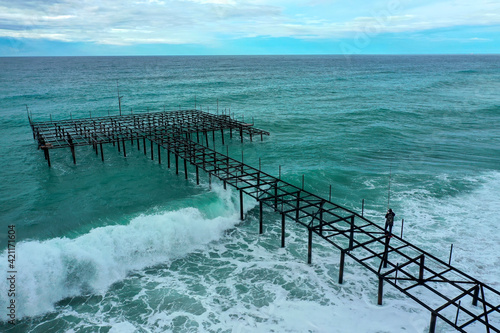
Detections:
[385, 211, 395, 235]
[385, 211, 395, 225]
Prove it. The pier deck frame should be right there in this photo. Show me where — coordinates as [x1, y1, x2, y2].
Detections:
[30, 108, 500, 333]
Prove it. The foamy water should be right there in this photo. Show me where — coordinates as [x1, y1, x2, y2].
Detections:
[396, 171, 500, 287]
[0, 185, 253, 321]
[3, 173, 499, 332]
[1, 55, 499, 332]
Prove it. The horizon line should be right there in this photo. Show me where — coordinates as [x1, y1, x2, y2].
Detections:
[1, 53, 499, 58]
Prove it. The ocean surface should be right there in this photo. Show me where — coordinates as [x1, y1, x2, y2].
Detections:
[0, 55, 499, 332]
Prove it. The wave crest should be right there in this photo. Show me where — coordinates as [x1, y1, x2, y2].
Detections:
[0, 185, 251, 321]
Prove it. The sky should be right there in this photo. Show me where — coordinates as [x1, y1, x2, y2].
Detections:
[0, 0, 499, 56]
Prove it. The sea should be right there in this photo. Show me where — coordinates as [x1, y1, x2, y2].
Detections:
[0, 55, 499, 333]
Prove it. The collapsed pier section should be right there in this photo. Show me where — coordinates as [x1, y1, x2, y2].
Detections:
[30, 109, 268, 166]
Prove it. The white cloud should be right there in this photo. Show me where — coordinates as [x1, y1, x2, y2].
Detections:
[0, 0, 499, 45]
[189, 0, 237, 4]
[42, 15, 75, 20]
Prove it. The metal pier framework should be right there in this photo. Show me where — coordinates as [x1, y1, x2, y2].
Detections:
[30, 108, 500, 332]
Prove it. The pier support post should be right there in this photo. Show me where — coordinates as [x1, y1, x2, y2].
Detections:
[67, 134, 76, 164]
[196, 166, 199, 185]
[419, 255, 425, 284]
[383, 236, 390, 268]
[137, 138, 140, 151]
[339, 251, 345, 284]
[257, 170, 261, 197]
[296, 191, 301, 221]
[319, 206, 323, 236]
[274, 182, 278, 211]
[43, 147, 51, 167]
[259, 201, 263, 234]
[157, 144, 161, 164]
[70, 145, 76, 164]
[472, 285, 480, 306]
[100, 143, 104, 162]
[175, 154, 179, 175]
[281, 214, 286, 248]
[184, 158, 188, 179]
[123, 139, 126, 157]
[240, 190, 244, 221]
[221, 129, 225, 145]
[143, 138, 147, 155]
[401, 219, 404, 238]
[429, 313, 437, 333]
[151, 141, 154, 160]
[307, 228, 313, 264]
[349, 216, 355, 251]
[454, 300, 461, 326]
[378, 276, 384, 305]
[167, 147, 170, 168]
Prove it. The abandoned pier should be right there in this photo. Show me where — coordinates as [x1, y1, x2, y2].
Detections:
[29, 108, 500, 332]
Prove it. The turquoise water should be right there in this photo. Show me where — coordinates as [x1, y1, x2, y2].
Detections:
[1, 55, 499, 332]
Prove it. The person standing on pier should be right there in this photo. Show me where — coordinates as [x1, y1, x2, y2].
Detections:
[385, 208, 395, 236]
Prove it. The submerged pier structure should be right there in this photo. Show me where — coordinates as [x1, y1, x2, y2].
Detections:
[30, 108, 500, 332]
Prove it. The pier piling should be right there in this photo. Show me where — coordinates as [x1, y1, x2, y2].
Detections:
[339, 251, 345, 284]
[307, 228, 313, 264]
[240, 190, 244, 221]
[281, 214, 286, 248]
[259, 201, 263, 234]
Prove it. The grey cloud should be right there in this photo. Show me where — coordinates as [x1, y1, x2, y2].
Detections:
[0, 24, 47, 30]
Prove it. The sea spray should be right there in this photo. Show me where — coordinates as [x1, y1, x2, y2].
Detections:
[385, 171, 500, 287]
[0, 185, 254, 321]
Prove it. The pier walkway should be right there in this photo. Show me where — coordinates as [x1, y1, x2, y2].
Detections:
[30, 109, 500, 332]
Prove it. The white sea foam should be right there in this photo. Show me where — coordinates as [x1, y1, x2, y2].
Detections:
[108, 321, 137, 333]
[397, 171, 500, 286]
[0, 185, 254, 321]
[2, 174, 499, 331]
[108, 221, 432, 333]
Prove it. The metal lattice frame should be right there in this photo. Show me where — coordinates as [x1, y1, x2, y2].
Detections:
[29, 108, 500, 332]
